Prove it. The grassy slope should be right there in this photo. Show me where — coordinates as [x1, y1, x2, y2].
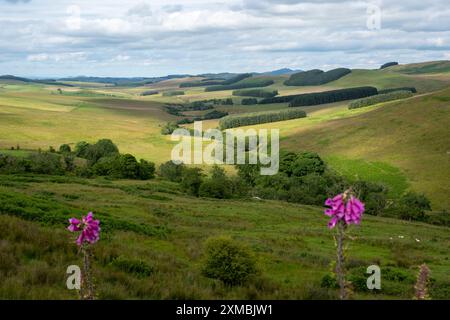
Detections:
[277, 88, 450, 209]
[0, 85, 178, 164]
[0, 174, 449, 299]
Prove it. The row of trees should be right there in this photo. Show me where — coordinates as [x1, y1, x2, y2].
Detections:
[0, 139, 155, 180]
[162, 91, 185, 97]
[232, 89, 279, 98]
[348, 90, 413, 109]
[241, 98, 258, 105]
[288, 86, 378, 107]
[156, 152, 437, 226]
[284, 68, 351, 86]
[380, 62, 399, 69]
[219, 108, 307, 129]
[378, 87, 417, 94]
[205, 79, 275, 92]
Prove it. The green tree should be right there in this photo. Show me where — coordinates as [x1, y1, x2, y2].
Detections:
[181, 167, 203, 196]
[159, 161, 185, 182]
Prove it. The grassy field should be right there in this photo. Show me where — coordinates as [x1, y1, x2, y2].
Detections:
[1, 174, 449, 299]
[0, 61, 449, 299]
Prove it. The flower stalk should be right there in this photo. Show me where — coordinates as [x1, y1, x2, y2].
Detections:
[67, 212, 100, 300]
[324, 189, 364, 300]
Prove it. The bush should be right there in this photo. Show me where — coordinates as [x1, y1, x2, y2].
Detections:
[27, 153, 64, 175]
[385, 192, 432, 222]
[380, 62, 398, 69]
[74, 141, 90, 158]
[110, 256, 154, 277]
[348, 90, 413, 109]
[92, 154, 155, 180]
[241, 98, 258, 105]
[138, 159, 155, 180]
[59, 144, 71, 153]
[202, 237, 258, 286]
[181, 167, 204, 196]
[290, 152, 326, 177]
[198, 166, 232, 199]
[161, 122, 179, 135]
[284, 68, 351, 86]
[83, 139, 119, 164]
[159, 161, 185, 182]
[219, 108, 306, 129]
[352, 181, 388, 216]
[233, 89, 278, 98]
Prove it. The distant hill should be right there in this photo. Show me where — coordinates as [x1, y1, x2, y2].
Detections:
[0, 75, 73, 87]
[258, 68, 301, 76]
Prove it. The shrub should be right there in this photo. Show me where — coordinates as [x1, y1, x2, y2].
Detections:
[138, 159, 155, 180]
[290, 152, 326, 177]
[83, 139, 119, 164]
[202, 237, 258, 286]
[219, 108, 306, 129]
[385, 192, 432, 222]
[352, 181, 388, 216]
[110, 256, 154, 277]
[233, 89, 278, 98]
[59, 144, 71, 153]
[199, 166, 232, 199]
[241, 98, 258, 105]
[27, 153, 64, 175]
[159, 161, 185, 182]
[284, 68, 351, 86]
[380, 62, 398, 69]
[92, 154, 155, 180]
[348, 90, 413, 109]
[161, 122, 179, 135]
[74, 141, 91, 158]
[181, 167, 204, 196]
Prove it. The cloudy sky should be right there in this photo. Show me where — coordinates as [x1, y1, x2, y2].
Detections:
[1, 0, 449, 77]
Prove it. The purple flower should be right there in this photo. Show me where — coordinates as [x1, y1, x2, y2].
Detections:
[67, 212, 101, 246]
[324, 193, 364, 229]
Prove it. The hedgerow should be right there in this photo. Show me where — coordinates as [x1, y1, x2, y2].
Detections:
[219, 108, 306, 129]
[233, 89, 278, 98]
[348, 90, 413, 109]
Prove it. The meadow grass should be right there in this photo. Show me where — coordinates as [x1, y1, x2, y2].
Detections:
[0, 174, 449, 299]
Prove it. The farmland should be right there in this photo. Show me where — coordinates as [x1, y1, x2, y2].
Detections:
[1, 60, 450, 299]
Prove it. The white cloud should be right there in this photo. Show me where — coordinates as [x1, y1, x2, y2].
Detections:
[1, 0, 450, 77]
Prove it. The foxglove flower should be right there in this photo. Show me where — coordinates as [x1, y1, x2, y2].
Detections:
[324, 193, 364, 229]
[68, 212, 101, 246]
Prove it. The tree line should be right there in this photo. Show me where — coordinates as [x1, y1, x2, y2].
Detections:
[284, 68, 351, 86]
[219, 108, 307, 129]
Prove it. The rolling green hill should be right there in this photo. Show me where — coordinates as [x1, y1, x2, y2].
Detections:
[0, 174, 449, 299]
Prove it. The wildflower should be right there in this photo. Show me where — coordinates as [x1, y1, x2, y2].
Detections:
[414, 264, 431, 300]
[68, 212, 100, 246]
[324, 193, 364, 229]
[323, 190, 365, 300]
[67, 212, 100, 300]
